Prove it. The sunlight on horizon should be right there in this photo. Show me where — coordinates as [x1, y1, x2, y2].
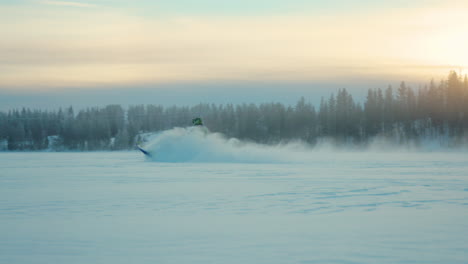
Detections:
[0, 1, 467, 90]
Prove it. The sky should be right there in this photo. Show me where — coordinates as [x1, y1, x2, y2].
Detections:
[1, 0, 467, 109]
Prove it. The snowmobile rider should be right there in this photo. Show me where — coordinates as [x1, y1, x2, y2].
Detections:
[192, 117, 203, 126]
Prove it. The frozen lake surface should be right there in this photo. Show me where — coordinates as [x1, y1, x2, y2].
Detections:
[1, 151, 467, 264]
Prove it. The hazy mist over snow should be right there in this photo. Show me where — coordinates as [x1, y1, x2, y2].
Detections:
[140, 127, 467, 163]
[0, 81, 378, 111]
[0, 77, 439, 111]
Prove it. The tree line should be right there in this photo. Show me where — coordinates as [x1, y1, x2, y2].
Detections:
[1, 71, 467, 150]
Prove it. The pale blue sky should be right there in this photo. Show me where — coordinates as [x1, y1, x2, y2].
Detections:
[1, 0, 448, 15]
[100, 0, 424, 15]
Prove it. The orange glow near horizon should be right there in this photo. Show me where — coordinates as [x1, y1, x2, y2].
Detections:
[0, 4, 467, 90]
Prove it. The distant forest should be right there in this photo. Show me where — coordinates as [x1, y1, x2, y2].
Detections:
[1, 71, 467, 150]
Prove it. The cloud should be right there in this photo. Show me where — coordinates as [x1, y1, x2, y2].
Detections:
[0, 3, 467, 90]
[38, 0, 96, 8]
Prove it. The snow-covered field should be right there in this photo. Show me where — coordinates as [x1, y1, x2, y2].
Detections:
[1, 146, 467, 263]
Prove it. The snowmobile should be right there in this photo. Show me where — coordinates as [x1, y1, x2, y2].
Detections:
[137, 144, 152, 157]
[137, 117, 204, 157]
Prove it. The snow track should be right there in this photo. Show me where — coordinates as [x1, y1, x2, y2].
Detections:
[0, 152, 467, 264]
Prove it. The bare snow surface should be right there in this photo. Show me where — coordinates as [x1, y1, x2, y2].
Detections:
[1, 128, 468, 264]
